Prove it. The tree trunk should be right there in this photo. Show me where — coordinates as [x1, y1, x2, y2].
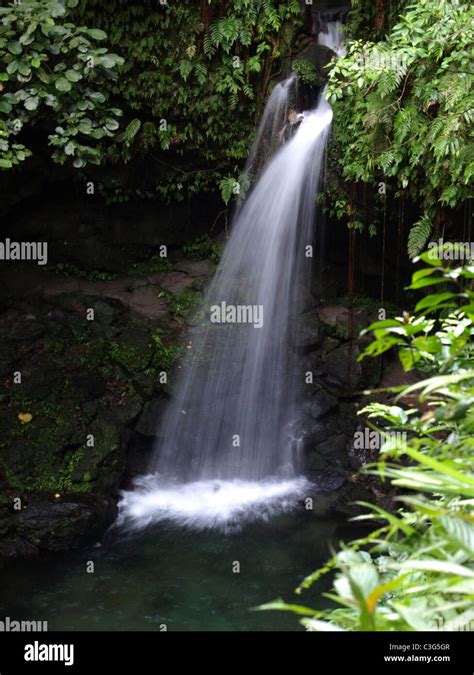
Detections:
[376, 0, 384, 32]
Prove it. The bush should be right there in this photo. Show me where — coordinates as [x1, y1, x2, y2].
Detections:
[0, 0, 123, 169]
[260, 245, 474, 631]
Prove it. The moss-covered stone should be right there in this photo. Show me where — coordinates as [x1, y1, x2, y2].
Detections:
[0, 254, 213, 559]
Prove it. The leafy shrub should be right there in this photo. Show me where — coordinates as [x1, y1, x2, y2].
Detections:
[183, 234, 219, 261]
[0, 0, 124, 169]
[261, 246, 474, 631]
[325, 0, 473, 256]
[72, 0, 300, 203]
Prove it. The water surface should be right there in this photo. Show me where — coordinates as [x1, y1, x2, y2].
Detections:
[0, 515, 354, 631]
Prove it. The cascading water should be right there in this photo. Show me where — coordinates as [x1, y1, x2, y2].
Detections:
[244, 73, 296, 180]
[118, 23, 344, 533]
[317, 19, 347, 58]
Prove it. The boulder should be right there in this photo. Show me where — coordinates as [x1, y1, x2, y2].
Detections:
[16, 497, 117, 551]
[294, 309, 322, 351]
[323, 342, 362, 390]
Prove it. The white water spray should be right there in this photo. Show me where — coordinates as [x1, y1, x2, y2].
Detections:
[118, 23, 344, 532]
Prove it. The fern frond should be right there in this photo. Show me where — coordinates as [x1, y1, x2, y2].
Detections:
[408, 215, 432, 259]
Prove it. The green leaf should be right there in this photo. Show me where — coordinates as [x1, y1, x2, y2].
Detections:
[399, 560, 474, 579]
[399, 347, 420, 371]
[55, 77, 72, 92]
[408, 217, 432, 259]
[105, 118, 119, 131]
[18, 62, 31, 77]
[412, 336, 441, 353]
[65, 141, 76, 156]
[365, 319, 406, 332]
[301, 618, 345, 631]
[6, 61, 18, 75]
[78, 121, 93, 134]
[24, 96, 39, 111]
[89, 92, 106, 103]
[65, 69, 82, 83]
[409, 276, 446, 290]
[7, 41, 22, 55]
[0, 100, 13, 114]
[253, 599, 319, 616]
[86, 29, 108, 41]
[414, 292, 458, 312]
[439, 517, 474, 554]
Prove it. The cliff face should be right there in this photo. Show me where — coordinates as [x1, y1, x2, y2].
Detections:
[0, 252, 214, 562]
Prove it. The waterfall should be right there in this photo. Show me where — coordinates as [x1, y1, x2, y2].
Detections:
[244, 73, 296, 181]
[317, 19, 347, 57]
[118, 23, 344, 533]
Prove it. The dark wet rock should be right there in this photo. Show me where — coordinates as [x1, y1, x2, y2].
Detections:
[69, 372, 107, 401]
[123, 431, 155, 484]
[318, 304, 370, 342]
[323, 342, 362, 390]
[294, 413, 340, 450]
[296, 309, 322, 350]
[47, 308, 66, 322]
[0, 253, 215, 562]
[9, 317, 46, 342]
[317, 432, 350, 459]
[172, 260, 211, 276]
[0, 536, 39, 562]
[303, 389, 338, 418]
[321, 335, 340, 354]
[16, 497, 117, 551]
[134, 398, 168, 437]
[309, 465, 347, 492]
[338, 401, 359, 436]
[307, 452, 328, 471]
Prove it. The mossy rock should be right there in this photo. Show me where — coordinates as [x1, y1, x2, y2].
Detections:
[109, 328, 155, 372]
[70, 419, 124, 492]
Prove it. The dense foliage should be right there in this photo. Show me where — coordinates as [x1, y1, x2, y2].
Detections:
[0, 0, 124, 169]
[72, 0, 300, 203]
[325, 0, 473, 257]
[261, 249, 474, 630]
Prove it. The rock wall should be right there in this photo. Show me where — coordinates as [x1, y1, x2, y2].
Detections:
[0, 257, 213, 562]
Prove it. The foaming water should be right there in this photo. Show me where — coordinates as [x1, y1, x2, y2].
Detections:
[117, 475, 309, 533]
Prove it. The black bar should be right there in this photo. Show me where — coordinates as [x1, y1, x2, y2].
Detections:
[0, 631, 470, 673]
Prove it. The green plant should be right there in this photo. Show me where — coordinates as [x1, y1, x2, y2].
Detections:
[326, 0, 474, 256]
[260, 248, 474, 631]
[0, 0, 124, 169]
[45, 261, 118, 281]
[151, 332, 182, 371]
[72, 0, 300, 203]
[182, 234, 219, 261]
[292, 58, 319, 85]
[128, 255, 173, 277]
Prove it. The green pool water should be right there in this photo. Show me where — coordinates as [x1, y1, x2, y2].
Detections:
[0, 515, 357, 631]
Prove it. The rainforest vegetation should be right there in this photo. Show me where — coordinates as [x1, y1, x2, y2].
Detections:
[0, 0, 472, 636]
